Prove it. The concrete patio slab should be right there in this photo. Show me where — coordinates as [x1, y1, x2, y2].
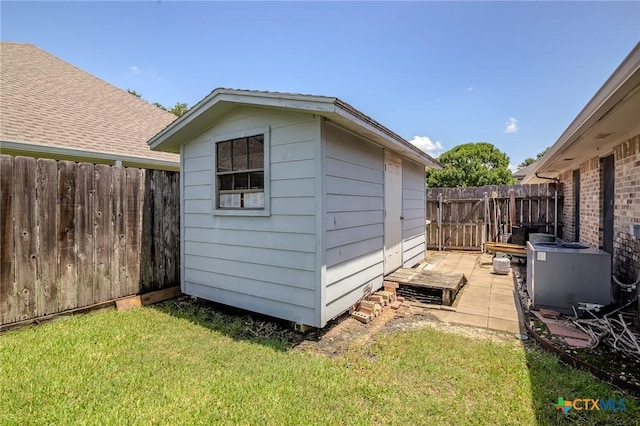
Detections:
[428, 310, 455, 322]
[490, 287, 516, 296]
[459, 290, 490, 300]
[488, 318, 524, 334]
[422, 251, 524, 335]
[489, 307, 520, 322]
[490, 294, 517, 306]
[452, 312, 489, 328]
[457, 303, 490, 316]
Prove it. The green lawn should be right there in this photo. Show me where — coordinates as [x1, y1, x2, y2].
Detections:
[1, 302, 637, 425]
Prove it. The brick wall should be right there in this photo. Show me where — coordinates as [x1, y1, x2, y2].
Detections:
[613, 134, 640, 285]
[555, 133, 640, 318]
[579, 157, 602, 248]
[559, 170, 575, 241]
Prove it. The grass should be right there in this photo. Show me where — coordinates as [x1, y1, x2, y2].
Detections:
[1, 301, 638, 425]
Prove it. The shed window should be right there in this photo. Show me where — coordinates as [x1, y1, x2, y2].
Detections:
[216, 135, 265, 209]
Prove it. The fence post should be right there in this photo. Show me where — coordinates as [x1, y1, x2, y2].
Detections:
[509, 188, 516, 235]
[482, 192, 489, 252]
[437, 193, 443, 251]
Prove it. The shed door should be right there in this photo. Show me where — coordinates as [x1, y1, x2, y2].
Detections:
[384, 151, 403, 274]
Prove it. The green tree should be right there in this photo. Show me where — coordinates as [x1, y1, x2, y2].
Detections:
[517, 147, 549, 169]
[426, 142, 514, 188]
[152, 102, 168, 111]
[127, 89, 142, 98]
[168, 102, 189, 117]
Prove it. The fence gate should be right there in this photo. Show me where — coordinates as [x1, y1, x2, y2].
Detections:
[426, 184, 563, 251]
[429, 197, 484, 251]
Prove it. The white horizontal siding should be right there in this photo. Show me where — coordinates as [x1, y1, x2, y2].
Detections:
[186, 282, 315, 325]
[183, 170, 211, 186]
[271, 139, 316, 163]
[326, 210, 383, 230]
[323, 122, 385, 320]
[182, 107, 320, 326]
[184, 212, 315, 232]
[326, 223, 383, 248]
[185, 241, 316, 272]
[184, 225, 316, 252]
[402, 159, 426, 267]
[325, 262, 384, 321]
[185, 255, 314, 291]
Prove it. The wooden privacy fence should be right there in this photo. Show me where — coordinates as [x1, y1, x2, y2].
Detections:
[426, 184, 564, 251]
[0, 155, 180, 326]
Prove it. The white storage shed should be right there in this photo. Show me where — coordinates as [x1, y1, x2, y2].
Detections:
[149, 89, 440, 327]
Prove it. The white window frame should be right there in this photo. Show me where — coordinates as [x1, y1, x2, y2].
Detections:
[212, 126, 270, 217]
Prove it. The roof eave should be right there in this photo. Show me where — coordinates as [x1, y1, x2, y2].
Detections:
[1, 139, 180, 171]
[332, 101, 441, 168]
[523, 42, 640, 183]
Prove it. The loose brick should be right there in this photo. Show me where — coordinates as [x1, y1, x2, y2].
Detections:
[351, 311, 371, 324]
[360, 300, 376, 310]
[390, 301, 402, 310]
[359, 305, 374, 315]
[369, 295, 385, 306]
[383, 280, 399, 289]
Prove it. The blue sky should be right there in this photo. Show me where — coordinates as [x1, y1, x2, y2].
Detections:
[2, 2, 639, 168]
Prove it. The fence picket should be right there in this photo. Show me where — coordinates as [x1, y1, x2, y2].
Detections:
[36, 159, 59, 315]
[76, 162, 95, 307]
[94, 164, 112, 303]
[111, 166, 126, 299]
[58, 161, 78, 311]
[14, 157, 37, 320]
[0, 155, 15, 323]
[125, 168, 142, 295]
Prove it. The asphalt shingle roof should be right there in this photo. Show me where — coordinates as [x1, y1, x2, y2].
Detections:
[0, 42, 178, 166]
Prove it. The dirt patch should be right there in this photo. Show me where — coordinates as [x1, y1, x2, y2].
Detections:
[295, 307, 400, 357]
[295, 302, 517, 357]
[161, 296, 518, 358]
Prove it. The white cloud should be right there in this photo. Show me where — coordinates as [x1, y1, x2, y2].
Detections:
[508, 163, 518, 173]
[467, 86, 474, 93]
[409, 136, 445, 157]
[129, 66, 163, 82]
[505, 117, 519, 134]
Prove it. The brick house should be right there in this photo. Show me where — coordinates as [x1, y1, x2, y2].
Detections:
[0, 42, 178, 170]
[524, 43, 640, 309]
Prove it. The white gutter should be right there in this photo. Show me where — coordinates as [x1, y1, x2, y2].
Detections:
[0, 139, 180, 171]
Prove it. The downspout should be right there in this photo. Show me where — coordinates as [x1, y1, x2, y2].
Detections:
[535, 173, 560, 237]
